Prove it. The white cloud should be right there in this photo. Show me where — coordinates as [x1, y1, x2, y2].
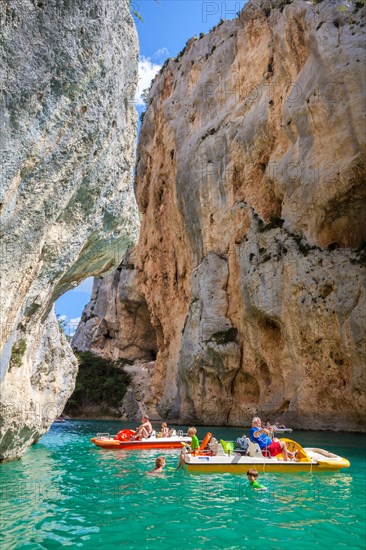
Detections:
[135, 56, 162, 106]
[58, 314, 67, 322]
[135, 49, 170, 106]
[135, 48, 169, 107]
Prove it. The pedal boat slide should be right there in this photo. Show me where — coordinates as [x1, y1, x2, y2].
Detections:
[182, 436, 350, 474]
[91, 429, 191, 451]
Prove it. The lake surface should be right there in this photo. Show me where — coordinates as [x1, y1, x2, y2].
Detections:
[1, 420, 365, 549]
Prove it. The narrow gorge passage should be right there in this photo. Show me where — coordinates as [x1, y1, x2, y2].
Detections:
[1, 1, 365, 549]
[74, 1, 366, 432]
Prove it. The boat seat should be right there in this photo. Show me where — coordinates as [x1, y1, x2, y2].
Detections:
[207, 438, 226, 456]
[216, 443, 226, 456]
[247, 441, 263, 458]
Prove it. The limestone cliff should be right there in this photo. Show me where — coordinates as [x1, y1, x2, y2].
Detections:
[0, 0, 139, 460]
[75, 0, 366, 430]
[72, 250, 157, 363]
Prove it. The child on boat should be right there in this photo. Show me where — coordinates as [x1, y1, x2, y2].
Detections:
[187, 427, 199, 451]
[247, 469, 267, 490]
[176, 427, 200, 469]
[147, 456, 166, 474]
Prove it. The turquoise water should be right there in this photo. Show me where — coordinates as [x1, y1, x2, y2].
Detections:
[0, 421, 365, 549]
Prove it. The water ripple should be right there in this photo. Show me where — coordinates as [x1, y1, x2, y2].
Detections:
[0, 421, 364, 549]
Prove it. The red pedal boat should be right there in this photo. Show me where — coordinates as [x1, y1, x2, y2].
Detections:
[91, 429, 191, 451]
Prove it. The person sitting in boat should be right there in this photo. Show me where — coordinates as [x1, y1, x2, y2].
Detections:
[176, 427, 200, 469]
[187, 427, 200, 451]
[250, 417, 296, 461]
[133, 415, 153, 440]
[161, 422, 169, 437]
[274, 418, 286, 429]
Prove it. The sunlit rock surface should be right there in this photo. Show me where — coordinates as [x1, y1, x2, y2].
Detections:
[73, 250, 157, 364]
[76, 0, 366, 430]
[0, 0, 139, 460]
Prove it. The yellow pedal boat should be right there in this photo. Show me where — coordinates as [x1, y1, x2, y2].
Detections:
[181, 438, 350, 474]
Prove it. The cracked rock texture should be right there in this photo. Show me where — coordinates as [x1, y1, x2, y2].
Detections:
[75, 0, 366, 430]
[0, 0, 138, 460]
[72, 250, 157, 363]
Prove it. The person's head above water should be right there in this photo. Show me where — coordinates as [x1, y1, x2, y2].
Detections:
[247, 469, 259, 479]
[155, 456, 165, 469]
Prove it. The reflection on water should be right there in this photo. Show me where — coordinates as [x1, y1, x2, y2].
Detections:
[0, 421, 365, 549]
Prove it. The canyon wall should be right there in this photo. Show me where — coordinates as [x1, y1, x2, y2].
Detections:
[75, 0, 366, 430]
[0, 0, 138, 460]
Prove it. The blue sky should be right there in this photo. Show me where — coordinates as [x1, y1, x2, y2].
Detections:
[135, 0, 245, 57]
[56, 0, 247, 335]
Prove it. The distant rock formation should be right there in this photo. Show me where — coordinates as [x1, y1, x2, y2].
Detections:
[75, 0, 366, 430]
[0, 0, 139, 461]
[73, 250, 157, 363]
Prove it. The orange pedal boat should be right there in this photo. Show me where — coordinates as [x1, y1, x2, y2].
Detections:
[91, 429, 191, 451]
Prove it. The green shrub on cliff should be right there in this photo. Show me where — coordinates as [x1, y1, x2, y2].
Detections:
[10, 339, 27, 369]
[128, 0, 143, 21]
[351, 240, 366, 267]
[209, 328, 238, 345]
[128, 0, 159, 22]
[257, 215, 284, 232]
[64, 351, 130, 417]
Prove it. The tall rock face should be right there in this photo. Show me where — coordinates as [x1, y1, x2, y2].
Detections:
[75, 0, 366, 430]
[72, 250, 157, 363]
[0, 0, 139, 460]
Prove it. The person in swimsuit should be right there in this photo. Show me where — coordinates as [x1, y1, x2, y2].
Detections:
[147, 456, 165, 474]
[133, 415, 153, 440]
